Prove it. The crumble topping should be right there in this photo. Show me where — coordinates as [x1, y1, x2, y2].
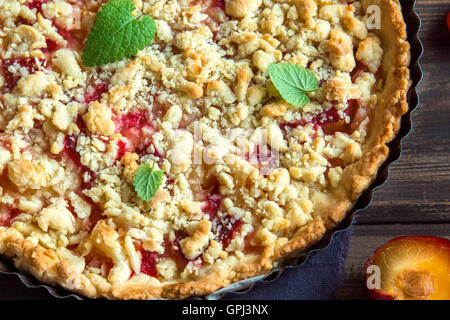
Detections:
[0, 0, 385, 295]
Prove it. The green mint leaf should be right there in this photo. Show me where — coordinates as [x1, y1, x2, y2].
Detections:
[268, 63, 319, 107]
[133, 161, 164, 201]
[82, 0, 156, 67]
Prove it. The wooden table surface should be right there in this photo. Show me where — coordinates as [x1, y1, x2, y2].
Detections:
[338, 0, 450, 299]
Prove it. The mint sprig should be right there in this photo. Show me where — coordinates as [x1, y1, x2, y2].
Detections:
[268, 63, 319, 107]
[133, 161, 164, 201]
[82, 0, 156, 67]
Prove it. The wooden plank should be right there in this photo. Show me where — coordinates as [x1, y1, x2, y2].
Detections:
[356, 0, 450, 224]
[339, 223, 450, 299]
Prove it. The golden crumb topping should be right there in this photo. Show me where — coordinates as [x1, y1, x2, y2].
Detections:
[0, 0, 394, 298]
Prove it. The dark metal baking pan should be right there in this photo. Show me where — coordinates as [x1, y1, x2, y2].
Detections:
[0, 0, 423, 300]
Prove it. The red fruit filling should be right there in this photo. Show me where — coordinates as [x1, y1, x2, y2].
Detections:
[75, 114, 88, 134]
[192, 0, 226, 16]
[63, 135, 96, 189]
[347, 99, 369, 133]
[63, 135, 82, 166]
[140, 250, 159, 277]
[351, 60, 370, 83]
[114, 110, 150, 133]
[85, 252, 113, 274]
[213, 0, 225, 9]
[207, 0, 226, 14]
[178, 113, 197, 129]
[318, 78, 327, 88]
[41, 39, 60, 54]
[114, 110, 155, 157]
[280, 106, 340, 133]
[212, 215, 243, 248]
[18, 1, 83, 52]
[140, 231, 190, 278]
[1, 57, 46, 91]
[83, 202, 103, 231]
[116, 140, 163, 162]
[115, 139, 129, 161]
[280, 100, 365, 137]
[66, 190, 103, 231]
[190, 0, 228, 31]
[163, 232, 191, 269]
[84, 81, 109, 104]
[202, 185, 242, 248]
[149, 142, 166, 161]
[149, 97, 172, 120]
[246, 144, 279, 174]
[202, 185, 222, 218]
[27, 0, 48, 15]
[54, 23, 84, 50]
[0, 206, 20, 228]
[16, 0, 48, 26]
[328, 157, 346, 168]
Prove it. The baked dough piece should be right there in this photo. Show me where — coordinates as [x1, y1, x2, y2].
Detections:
[0, 0, 410, 299]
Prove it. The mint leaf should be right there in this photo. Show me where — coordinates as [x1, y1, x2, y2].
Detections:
[133, 161, 164, 201]
[82, 0, 156, 67]
[268, 63, 319, 107]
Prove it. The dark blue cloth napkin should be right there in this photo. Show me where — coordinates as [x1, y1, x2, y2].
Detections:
[225, 226, 354, 300]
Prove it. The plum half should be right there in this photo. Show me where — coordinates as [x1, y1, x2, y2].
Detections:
[365, 236, 450, 300]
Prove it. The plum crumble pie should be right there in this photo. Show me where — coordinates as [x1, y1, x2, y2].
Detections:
[0, 0, 410, 299]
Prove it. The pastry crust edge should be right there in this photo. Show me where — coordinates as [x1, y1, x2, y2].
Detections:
[0, 0, 411, 300]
